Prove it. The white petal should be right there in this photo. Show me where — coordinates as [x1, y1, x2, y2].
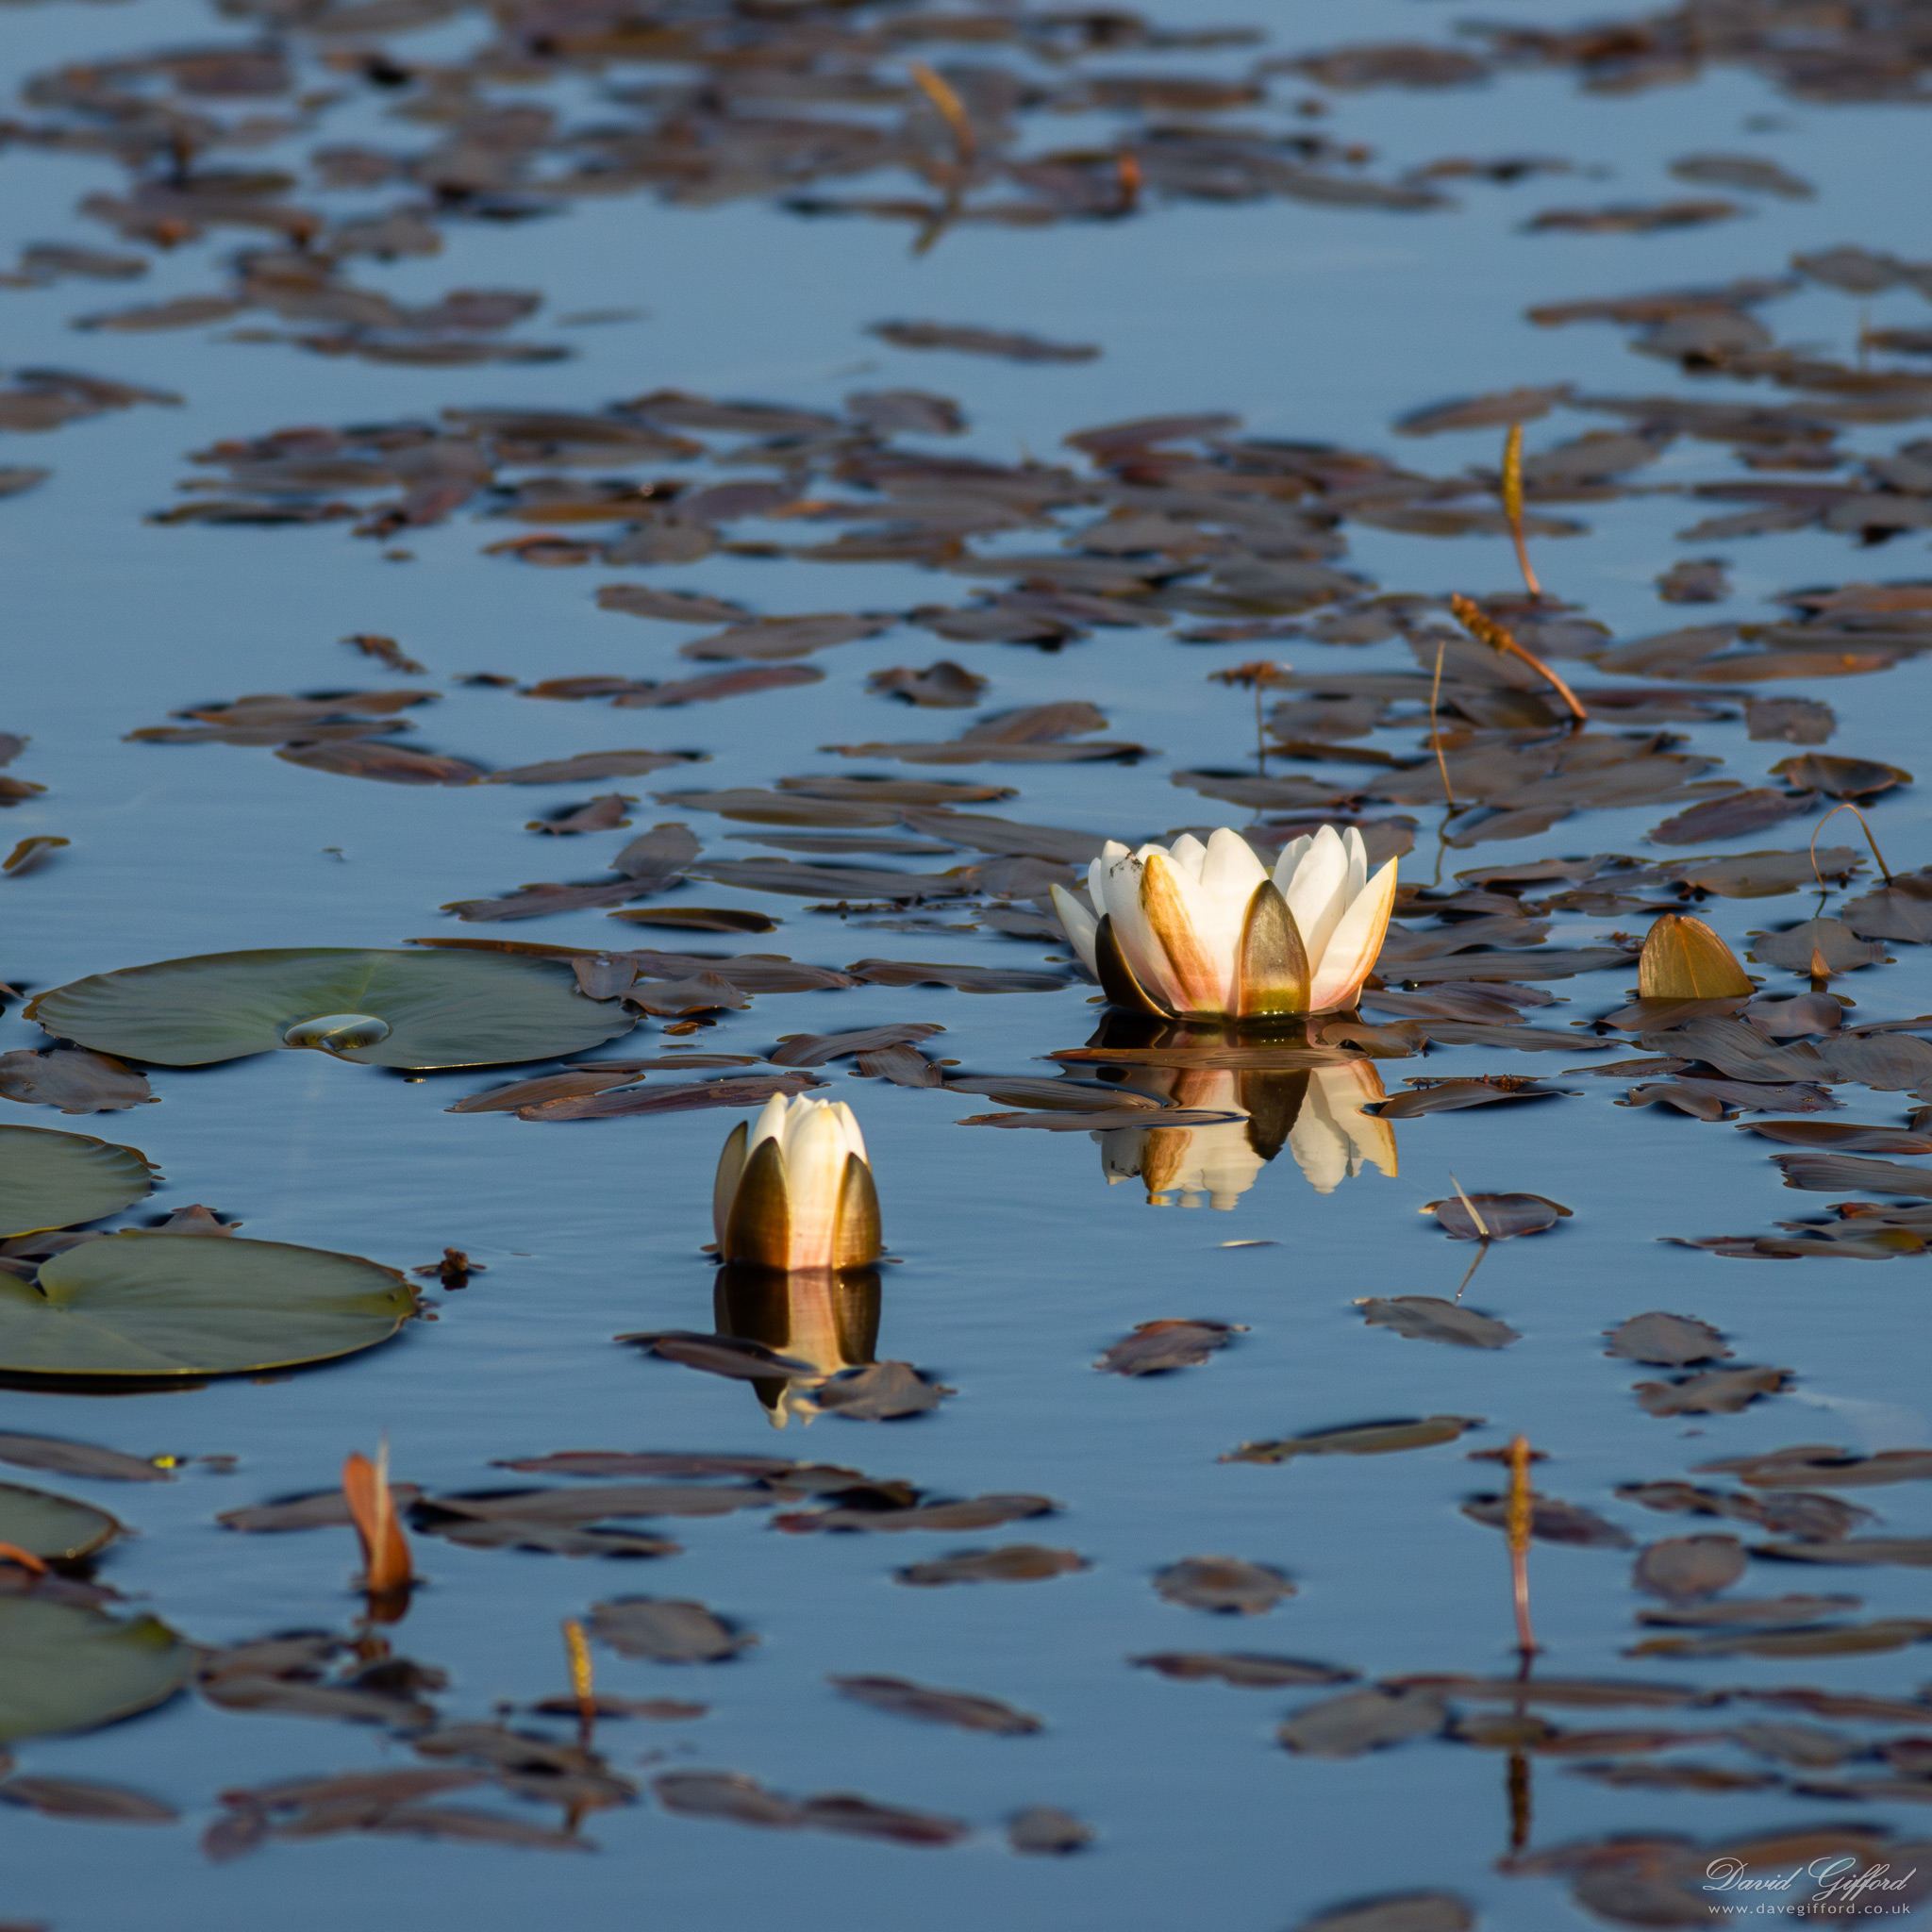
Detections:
[1050, 884, 1101, 976]
[1200, 826, 1268, 900]
[1167, 832, 1208, 882]
[827, 1099, 869, 1169]
[1308, 857, 1398, 1010]
[1343, 826, 1368, 901]
[747, 1091, 793, 1155]
[1283, 824, 1351, 974]
[1270, 832, 1312, 891]
[780, 1101, 849, 1269]
[1137, 848, 1230, 1013]
[1106, 852, 1176, 1008]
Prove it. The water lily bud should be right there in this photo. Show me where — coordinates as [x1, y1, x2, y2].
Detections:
[714, 1095, 882, 1272]
[1638, 913, 1753, 1000]
[1052, 824, 1396, 1021]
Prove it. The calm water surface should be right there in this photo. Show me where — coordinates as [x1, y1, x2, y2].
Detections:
[3, 0, 1931, 1924]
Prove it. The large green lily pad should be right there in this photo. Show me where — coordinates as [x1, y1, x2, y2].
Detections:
[0, 1596, 195, 1741]
[0, 1233, 414, 1378]
[25, 948, 635, 1069]
[0, 1125, 157, 1239]
[0, 1480, 124, 1559]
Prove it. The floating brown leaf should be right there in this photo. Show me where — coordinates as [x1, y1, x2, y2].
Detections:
[1463, 1494, 1633, 1548]
[1356, 1297, 1520, 1349]
[0, 1047, 153, 1115]
[1153, 1556, 1295, 1614]
[1633, 1366, 1792, 1416]
[1133, 1652, 1358, 1688]
[870, 322, 1099, 362]
[895, 1545, 1089, 1587]
[587, 1598, 754, 1663]
[829, 1675, 1041, 1735]
[1223, 1417, 1484, 1465]
[1424, 1191, 1573, 1240]
[1633, 1535, 1748, 1602]
[1278, 1687, 1446, 1757]
[0, 1433, 171, 1483]
[1294, 1892, 1473, 1932]
[1095, 1320, 1245, 1376]
[809, 1362, 953, 1420]
[1604, 1312, 1730, 1366]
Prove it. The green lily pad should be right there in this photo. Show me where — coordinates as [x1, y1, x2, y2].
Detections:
[0, 1233, 414, 1378]
[0, 1596, 195, 1741]
[25, 948, 635, 1069]
[0, 1480, 124, 1560]
[0, 1125, 157, 1239]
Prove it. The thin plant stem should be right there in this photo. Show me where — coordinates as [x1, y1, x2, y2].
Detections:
[1449, 594, 1588, 728]
[1507, 1752, 1533, 1855]
[908, 62, 975, 168]
[1453, 1237, 1491, 1303]
[1506, 1433, 1539, 1658]
[563, 1618, 596, 1745]
[1449, 1171, 1491, 1239]
[1429, 636, 1457, 813]
[1810, 799, 1894, 886]
[1501, 423, 1542, 601]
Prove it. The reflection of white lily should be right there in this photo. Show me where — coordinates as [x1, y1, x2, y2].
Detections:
[1095, 1062, 1396, 1205]
[1051, 824, 1397, 1019]
[1289, 1062, 1398, 1194]
[713, 1095, 881, 1271]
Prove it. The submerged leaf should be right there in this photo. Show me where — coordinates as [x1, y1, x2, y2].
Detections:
[1153, 1556, 1295, 1614]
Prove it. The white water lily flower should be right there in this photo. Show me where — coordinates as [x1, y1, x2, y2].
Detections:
[713, 1094, 882, 1271]
[1050, 824, 1397, 1019]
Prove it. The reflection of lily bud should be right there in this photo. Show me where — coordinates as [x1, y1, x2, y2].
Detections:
[1050, 824, 1396, 1020]
[714, 1263, 882, 1428]
[712, 1095, 882, 1272]
[1289, 1061, 1398, 1194]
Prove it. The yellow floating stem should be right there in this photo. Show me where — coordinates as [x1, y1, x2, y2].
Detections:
[1448, 594, 1586, 725]
[1637, 912, 1753, 1000]
[1501, 424, 1541, 600]
[908, 61, 975, 166]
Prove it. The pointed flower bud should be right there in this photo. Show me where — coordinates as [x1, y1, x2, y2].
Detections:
[1638, 913, 1753, 1000]
[714, 1095, 882, 1271]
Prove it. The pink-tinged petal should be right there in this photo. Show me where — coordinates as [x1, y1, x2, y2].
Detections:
[1050, 884, 1101, 976]
[1307, 858, 1397, 1011]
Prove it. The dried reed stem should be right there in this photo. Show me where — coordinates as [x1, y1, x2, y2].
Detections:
[1810, 800, 1894, 886]
[1449, 594, 1588, 727]
[1506, 1433, 1539, 1657]
[1501, 424, 1542, 600]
